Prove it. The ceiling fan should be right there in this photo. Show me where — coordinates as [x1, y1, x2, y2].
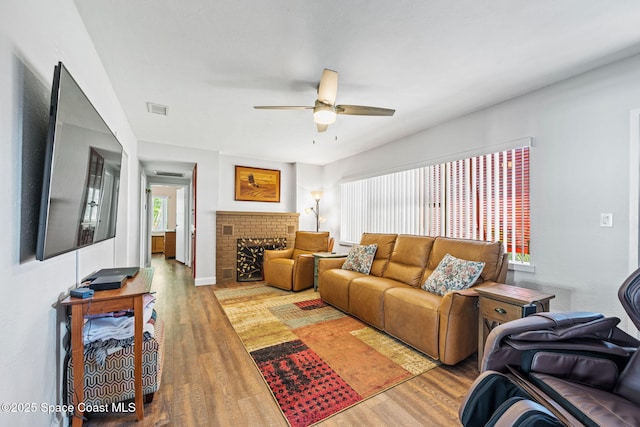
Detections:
[254, 69, 395, 132]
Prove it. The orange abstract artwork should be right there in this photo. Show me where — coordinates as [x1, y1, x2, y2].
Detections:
[234, 166, 281, 202]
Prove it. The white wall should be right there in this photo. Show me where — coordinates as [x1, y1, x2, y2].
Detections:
[216, 157, 334, 235]
[295, 163, 341, 237]
[0, 1, 140, 425]
[214, 158, 335, 239]
[218, 154, 295, 212]
[325, 53, 640, 334]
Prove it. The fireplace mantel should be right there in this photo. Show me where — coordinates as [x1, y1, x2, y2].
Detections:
[217, 210, 300, 217]
[216, 211, 300, 283]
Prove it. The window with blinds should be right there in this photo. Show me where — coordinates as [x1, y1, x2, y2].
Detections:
[340, 146, 530, 264]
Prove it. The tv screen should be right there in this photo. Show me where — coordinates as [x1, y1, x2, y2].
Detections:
[36, 62, 123, 261]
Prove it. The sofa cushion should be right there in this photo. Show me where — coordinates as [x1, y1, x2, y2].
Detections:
[422, 253, 485, 296]
[359, 233, 397, 276]
[342, 244, 378, 274]
[349, 276, 406, 329]
[383, 235, 434, 287]
[428, 237, 503, 282]
[384, 287, 441, 358]
[319, 269, 366, 312]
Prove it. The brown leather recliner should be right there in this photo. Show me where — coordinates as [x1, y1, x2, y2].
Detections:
[263, 231, 332, 292]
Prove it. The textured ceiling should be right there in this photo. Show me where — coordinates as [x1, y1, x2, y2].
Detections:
[74, 0, 640, 172]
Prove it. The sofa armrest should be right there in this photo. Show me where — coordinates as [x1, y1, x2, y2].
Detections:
[264, 248, 294, 262]
[438, 289, 480, 365]
[317, 257, 347, 275]
[453, 287, 481, 297]
[291, 254, 314, 291]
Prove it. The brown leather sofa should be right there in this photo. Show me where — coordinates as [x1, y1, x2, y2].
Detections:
[263, 231, 333, 292]
[318, 233, 508, 365]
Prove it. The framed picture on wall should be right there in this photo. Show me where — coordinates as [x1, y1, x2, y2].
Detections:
[234, 165, 281, 202]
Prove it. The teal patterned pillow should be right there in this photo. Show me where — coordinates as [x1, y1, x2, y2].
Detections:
[422, 253, 485, 296]
[342, 244, 378, 274]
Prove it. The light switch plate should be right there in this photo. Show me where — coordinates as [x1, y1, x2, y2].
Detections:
[600, 213, 613, 228]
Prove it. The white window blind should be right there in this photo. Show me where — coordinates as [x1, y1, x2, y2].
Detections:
[341, 146, 530, 263]
[340, 168, 425, 242]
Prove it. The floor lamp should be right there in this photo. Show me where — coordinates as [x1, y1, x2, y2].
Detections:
[305, 190, 325, 232]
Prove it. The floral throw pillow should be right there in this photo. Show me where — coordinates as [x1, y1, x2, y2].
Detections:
[422, 253, 485, 296]
[341, 244, 378, 274]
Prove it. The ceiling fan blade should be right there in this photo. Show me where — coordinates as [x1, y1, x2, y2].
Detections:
[253, 106, 313, 110]
[336, 105, 395, 116]
[317, 69, 338, 105]
[316, 123, 328, 133]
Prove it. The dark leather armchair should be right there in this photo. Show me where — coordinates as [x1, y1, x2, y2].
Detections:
[465, 267, 640, 426]
[263, 231, 333, 292]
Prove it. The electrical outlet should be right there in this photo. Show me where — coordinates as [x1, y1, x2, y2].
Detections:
[600, 213, 613, 228]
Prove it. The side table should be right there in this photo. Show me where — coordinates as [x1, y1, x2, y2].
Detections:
[475, 284, 555, 371]
[60, 268, 153, 426]
[312, 252, 347, 291]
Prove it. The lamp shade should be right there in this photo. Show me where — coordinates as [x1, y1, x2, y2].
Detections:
[311, 190, 324, 201]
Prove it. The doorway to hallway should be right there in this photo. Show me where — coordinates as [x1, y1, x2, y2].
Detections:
[149, 184, 191, 266]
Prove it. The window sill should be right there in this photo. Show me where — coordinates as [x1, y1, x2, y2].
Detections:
[508, 262, 535, 273]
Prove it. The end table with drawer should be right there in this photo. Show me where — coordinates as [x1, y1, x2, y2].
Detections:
[475, 284, 555, 370]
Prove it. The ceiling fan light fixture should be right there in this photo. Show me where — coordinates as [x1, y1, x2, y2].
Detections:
[254, 69, 395, 128]
[313, 104, 337, 125]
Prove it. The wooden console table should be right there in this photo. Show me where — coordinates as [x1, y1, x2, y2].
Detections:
[475, 284, 555, 371]
[60, 268, 153, 426]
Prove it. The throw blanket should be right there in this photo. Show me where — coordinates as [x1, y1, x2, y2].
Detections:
[83, 294, 157, 366]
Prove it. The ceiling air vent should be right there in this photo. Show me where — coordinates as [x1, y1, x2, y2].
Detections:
[146, 102, 168, 116]
[153, 170, 184, 178]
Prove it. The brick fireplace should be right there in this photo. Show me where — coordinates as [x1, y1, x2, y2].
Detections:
[216, 211, 300, 283]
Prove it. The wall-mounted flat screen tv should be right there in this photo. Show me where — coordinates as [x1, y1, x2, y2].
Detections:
[36, 62, 123, 260]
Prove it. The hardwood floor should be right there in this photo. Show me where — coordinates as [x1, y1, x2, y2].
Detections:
[85, 255, 479, 426]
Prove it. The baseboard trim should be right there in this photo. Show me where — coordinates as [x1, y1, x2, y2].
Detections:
[194, 276, 216, 286]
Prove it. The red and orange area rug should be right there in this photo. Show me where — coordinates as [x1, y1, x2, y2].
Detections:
[214, 284, 440, 427]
